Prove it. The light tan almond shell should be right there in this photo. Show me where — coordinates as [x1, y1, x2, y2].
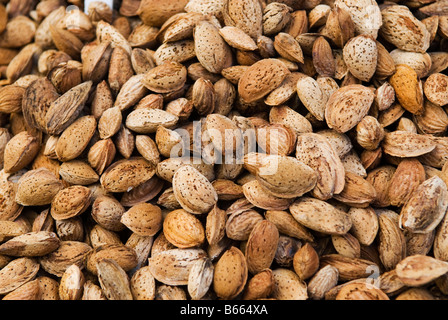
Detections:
[242, 179, 293, 211]
[347, 207, 379, 246]
[213, 246, 248, 300]
[295, 133, 346, 200]
[265, 210, 314, 242]
[96, 258, 133, 300]
[126, 108, 179, 134]
[147, 248, 207, 286]
[91, 195, 125, 232]
[342, 35, 377, 82]
[141, 60, 187, 94]
[0, 231, 60, 257]
[3, 131, 40, 174]
[382, 131, 436, 158]
[332, 172, 377, 208]
[172, 165, 218, 214]
[335, 282, 389, 300]
[377, 210, 407, 271]
[395, 255, 448, 287]
[0, 257, 40, 295]
[319, 254, 378, 282]
[271, 268, 308, 300]
[219, 26, 257, 51]
[3, 278, 42, 300]
[59, 160, 99, 186]
[325, 84, 375, 133]
[423, 73, 448, 107]
[388, 159, 426, 207]
[162, 209, 205, 248]
[130, 266, 156, 300]
[296, 76, 328, 121]
[223, 0, 263, 39]
[238, 58, 290, 103]
[255, 154, 317, 199]
[59, 264, 85, 301]
[289, 197, 352, 235]
[38, 241, 92, 277]
[86, 244, 138, 276]
[187, 257, 214, 300]
[242, 268, 274, 300]
[225, 208, 264, 241]
[380, 5, 430, 54]
[399, 176, 448, 234]
[114, 74, 149, 111]
[434, 211, 448, 262]
[307, 265, 339, 300]
[100, 157, 156, 193]
[156, 157, 215, 183]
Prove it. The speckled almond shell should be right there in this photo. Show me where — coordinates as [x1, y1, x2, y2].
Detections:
[399, 176, 448, 234]
[59, 160, 99, 186]
[296, 76, 328, 121]
[3, 131, 40, 174]
[163, 209, 205, 248]
[91, 195, 126, 232]
[382, 130, 436, 158]
[193, 20, 233, 74]
[223, 0, 263, 39]
[100, 157, 156, 193]
[126, 107, 179, 134]
[172, 165, 218, 214]
[147, 248, 207, 286]
[15, 168, 64, 206]
[245, 220, 279, 274]
[55, 115, 97, 162]
[289, 197, 353, 235]
[241, 179, 293, 210]
[343, 35, 377, 82]
[0, 257, 40, 295]
[238, 58, 290, 103]
[50, 185, 92, 220]
[213, 246, 248, 299]
[141, 60, 187, 94]
[255, 154, 317, 199]
[325, 84, 375, 133]
[295, 133, 346, 201]
[120, 203, 162, 237]
[45, 81, 92, 135]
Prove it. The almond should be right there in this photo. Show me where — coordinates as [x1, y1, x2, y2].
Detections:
[213, 246, 248, 299]
[238, 58, 290, 103]
[325, 84, 375, 133]
[172, 165, 218, 214]
[290, 197, 352, 235]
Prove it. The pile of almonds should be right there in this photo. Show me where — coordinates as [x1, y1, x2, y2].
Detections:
[2, 0, 448, 301]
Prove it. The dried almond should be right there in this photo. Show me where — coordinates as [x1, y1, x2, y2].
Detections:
[295, 133, 345, 200]
[343, 35, 377, 82]
[399, 175, 448, 234]
[325, 84, 375, 133]
[245, 220, 279, 274]
[50, 186, 92, 221]
[148, 248, 207, 286]
[238, 58, 290, 103]
[100, 157, 156, 193]
[55, 115, 96, 162]
[213, 246, 248, 299]
[290, 197, 352, 236]
[389, 64, 424, 115]
[0, 257, 40, 295]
